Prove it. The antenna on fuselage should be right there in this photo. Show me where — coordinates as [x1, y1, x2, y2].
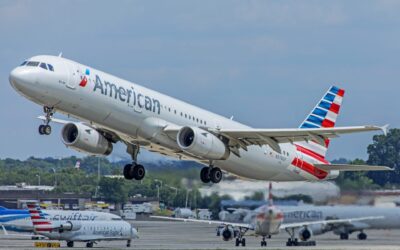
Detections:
[58, 52, 63, 57]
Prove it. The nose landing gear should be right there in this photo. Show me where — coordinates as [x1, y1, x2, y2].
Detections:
[38, 106, 54, 135]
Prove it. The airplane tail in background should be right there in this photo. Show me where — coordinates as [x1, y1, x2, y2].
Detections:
[297, 86, 345, 159]
[27, 203, 53, 232]
[267, 182, 273, 207]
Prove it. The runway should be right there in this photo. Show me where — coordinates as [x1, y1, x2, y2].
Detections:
[1, 220, 400, 249]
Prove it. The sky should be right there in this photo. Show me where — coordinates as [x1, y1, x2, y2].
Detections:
[0, 0, 399, 161]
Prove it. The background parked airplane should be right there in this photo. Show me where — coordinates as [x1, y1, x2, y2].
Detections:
[9, 55, 390, 184]
[152, 183, 382, 247]
[0, 205, 121, 233]
[27, 203, 138, 248]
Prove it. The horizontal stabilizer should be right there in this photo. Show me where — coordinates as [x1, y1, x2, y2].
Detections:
[315, 164, 392, 171]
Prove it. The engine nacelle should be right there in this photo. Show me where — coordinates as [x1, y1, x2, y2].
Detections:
[218, 226, 236, 241]
[59, 221, 82, 233]
[61, 123, 113, 156]
[298, 227, 313, 241]
[177, 126, 229, 160]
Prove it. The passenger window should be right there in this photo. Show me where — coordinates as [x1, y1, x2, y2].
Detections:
[47, 64, 54, 71]
[26, 61, 40, 67]
[40, 63, 48, 70]
[20, 61, 27, 66]
[185, 114, 187, 118]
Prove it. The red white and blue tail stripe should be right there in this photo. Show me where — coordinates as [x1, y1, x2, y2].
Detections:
[27, 203, 53, 232]
[297, 86, 345, 158]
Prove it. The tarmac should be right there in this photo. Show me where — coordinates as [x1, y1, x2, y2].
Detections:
[1, 220, 400, 249]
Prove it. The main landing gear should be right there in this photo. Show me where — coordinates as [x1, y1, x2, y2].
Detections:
[234, 227, 248, 247]
[285, 228, 316, 247]
[261, 236, 267, 247]
[127, 240, 131, 247]
[200, 163, 222, 184]
[86, 242, 94, 248]
[66, 241, 74, 248]
[358, 231, 367, 240]
[123, 144, 146, 181]
[38, 106, 54, 135]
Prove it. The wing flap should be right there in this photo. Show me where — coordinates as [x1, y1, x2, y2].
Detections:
[315, 164, 392, 171]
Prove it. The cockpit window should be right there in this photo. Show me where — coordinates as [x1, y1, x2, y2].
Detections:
[20, 61, 27, 66]
[40, 63, 48, 70]
[47, 64, 54, 71]
[26, 61, 40, 67]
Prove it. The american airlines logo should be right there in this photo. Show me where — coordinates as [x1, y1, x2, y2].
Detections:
[92, 75, 161, 114]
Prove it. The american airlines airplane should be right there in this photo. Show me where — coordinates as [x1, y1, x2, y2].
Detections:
[152, 183, 382, 247]
[27, 203, 138, 248]
[8, 55, 390, 184]
[0, 206, 121, 233]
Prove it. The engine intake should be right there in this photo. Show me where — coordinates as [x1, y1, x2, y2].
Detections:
[177, 126, 229, 160]
[61, 123, 113, 156]
[299, 227, 312, 241]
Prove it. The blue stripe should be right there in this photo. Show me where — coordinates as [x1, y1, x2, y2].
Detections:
[301, 122, 320, 129]
[306, 115, 323, 125]
[312, 108, 328, 118]
[323, 93, 335, 102]
[318, 100, 331, 110]
[330, 86, 340, 95]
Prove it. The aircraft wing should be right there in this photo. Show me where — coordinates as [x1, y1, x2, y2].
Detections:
[314, 164, 392, 171]
[0, 225, 44, 240]
[214, 125, 387, 153]
[280, 216, 384, 230]
[150, 216, 254, 230]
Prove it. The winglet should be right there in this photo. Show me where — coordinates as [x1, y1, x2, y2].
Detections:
[381, 124, 389, 136]
[58, 52, 63, 57]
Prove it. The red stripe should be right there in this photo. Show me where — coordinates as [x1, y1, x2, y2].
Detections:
[29, 210, 39, 213]
[329, 103, 340, 114]
[291, 158, 328, 179]
[31, 216, 43, 220]
[337, 89, 345, 97]
[321, 119, 335, 128]
[296, 145, 329, 164]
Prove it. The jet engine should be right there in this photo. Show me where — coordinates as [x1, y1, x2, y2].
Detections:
[58, 221, 82, 233]
[218, 225, 236, 241]
[298, 227, 313, 241]
[61, 123, 113, 156]
[177, 126, 229, 160]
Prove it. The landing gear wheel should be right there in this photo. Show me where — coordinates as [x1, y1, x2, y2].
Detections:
[38, 125, 45, 135]
[43, 125, 51, 135]
[127, 240, 131, 247]
[123, 164, 134, 180]
[210, 167, 222, 183]
[358, 232, 367, 240]
[86, 242, 93, 248]
[235, 238, 240, 247]
[200, 167, 211, 183]
[133, 164, 145, 180]
[261, 238, 267, 246]
[340, 233, 349, 240]
[241, 238, 246, 247]
[67, 241, 74, 248]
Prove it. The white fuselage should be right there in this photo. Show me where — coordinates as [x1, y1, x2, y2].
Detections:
[38, 220, 136, 242]
[9, 55, 337, 181]
[2, 208, 121, 233]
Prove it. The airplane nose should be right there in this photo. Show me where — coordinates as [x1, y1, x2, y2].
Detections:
[9, 67, 37, 91]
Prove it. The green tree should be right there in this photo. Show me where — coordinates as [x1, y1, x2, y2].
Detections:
[367, 128, 400, 186]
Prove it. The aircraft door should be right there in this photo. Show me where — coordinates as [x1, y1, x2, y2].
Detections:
[66, 63, 80, 89]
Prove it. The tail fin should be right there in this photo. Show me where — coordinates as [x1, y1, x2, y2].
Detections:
[27, 202, 53, 232]
[297, 86, 345, 158]
[267, 182, 273, 207]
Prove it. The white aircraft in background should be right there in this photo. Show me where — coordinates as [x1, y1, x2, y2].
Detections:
[27, 203, 138, 248]
[9, 55, 390, 184]
[152, 183, 383, 247]
[0, 205, 121, 234]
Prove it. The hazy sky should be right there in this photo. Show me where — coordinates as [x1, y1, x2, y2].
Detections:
[0, 0, 399, 161]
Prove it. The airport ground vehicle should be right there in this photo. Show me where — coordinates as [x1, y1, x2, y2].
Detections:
[9, 55, 389, 184]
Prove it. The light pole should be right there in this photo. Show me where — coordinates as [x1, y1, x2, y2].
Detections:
[154, 179, 163, 201]
[185, 189, 191, 208]
[35, 174, 41, 186]
[51, 168, 57, 187]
